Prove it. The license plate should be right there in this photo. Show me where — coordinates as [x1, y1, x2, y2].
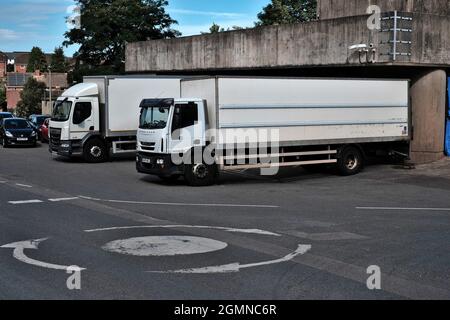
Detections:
[17, 138, 28, 141]
[142, 158, 152, 164]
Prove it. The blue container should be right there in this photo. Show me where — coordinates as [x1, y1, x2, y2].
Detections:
[446, 77, 450, 156]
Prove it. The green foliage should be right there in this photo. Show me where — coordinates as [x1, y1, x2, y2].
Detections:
[0, 85, 6, 111]
[202, 23, 244, 34]
[63, 0, 180, 72]
[256, 0, 317, 26]
[51, 47, 68, 73]
[26, 47, 48, 72]
[15, 78, 46, 117]
[209, 23, 224, 34]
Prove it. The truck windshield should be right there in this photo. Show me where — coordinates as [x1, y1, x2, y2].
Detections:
[140, 106, 170, 129]
[52, 100, 72, 122]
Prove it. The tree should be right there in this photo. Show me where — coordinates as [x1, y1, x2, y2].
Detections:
[0, 85, 6, 111]
[201, 23, 244, 34]
[27, 47, 48, 72]
[256, 0, 317, 26]
[51, 47, 68, 73]
[209, 23, 224, 34]
[63, 0, 180, 72]
[15, 78, 46, 117]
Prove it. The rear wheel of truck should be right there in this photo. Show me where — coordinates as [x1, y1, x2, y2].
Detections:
[184, 163, 217, 186]
[337, 146, 363, 176]
[83, 138, 107, 163]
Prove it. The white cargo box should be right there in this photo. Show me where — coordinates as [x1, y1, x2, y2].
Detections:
[181, 77, 410, 148]
[84, 76, 182, 137]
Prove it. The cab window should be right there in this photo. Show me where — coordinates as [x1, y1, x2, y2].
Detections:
[171, 102, 198, 134]
[73, 102, 92, 125]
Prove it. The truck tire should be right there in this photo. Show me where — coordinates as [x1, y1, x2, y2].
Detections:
[83, 138, 107, 163]
[337, 146, 363, 176]
[184, 163, 218, 187]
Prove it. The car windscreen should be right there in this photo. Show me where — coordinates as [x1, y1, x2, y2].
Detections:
[4, 119, 31, 129]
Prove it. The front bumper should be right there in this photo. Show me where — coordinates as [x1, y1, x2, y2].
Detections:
[49, 140, 83, 157]
[5, 136, 36, 146]
[136, 152, 183, 177]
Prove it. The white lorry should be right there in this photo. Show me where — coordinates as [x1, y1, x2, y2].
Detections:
[49, 76, 182, 162]
[135, 76, 411, 186]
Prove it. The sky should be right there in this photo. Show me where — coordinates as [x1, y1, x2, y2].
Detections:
[0, 0, 270, 57]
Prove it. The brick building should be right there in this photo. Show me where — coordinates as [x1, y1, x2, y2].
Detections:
[6, 71, 68, 110]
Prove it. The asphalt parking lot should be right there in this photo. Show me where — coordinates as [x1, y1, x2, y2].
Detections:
[0, 143, 449, 300]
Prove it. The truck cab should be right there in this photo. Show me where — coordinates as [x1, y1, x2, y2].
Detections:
[49, 83, 100, 160]
[136, 98, 213, 185]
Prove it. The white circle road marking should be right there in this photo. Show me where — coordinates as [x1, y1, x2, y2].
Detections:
[102, 236, 228, 257]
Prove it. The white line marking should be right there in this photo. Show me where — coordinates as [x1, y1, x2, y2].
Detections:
[15, 184, 32, 188]
[357, 207, 450, 212]
[148, 244, 311, 274]
[282, 231, 369, 241]
[0, 181, 7, 184]
[8, 200, 43, 205]
[78, 195, 279, 209]
[48, 197, 80, 202]
[0, 238, 86, 271]
[85, 225, 281, 236]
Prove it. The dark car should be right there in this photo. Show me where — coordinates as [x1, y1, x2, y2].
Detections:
[0, 118, 38, 147]
[0, 112, 14, 123]
[29, 115, 50, 138]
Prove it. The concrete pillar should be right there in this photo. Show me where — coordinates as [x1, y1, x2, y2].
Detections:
[410, 69, 447, 164]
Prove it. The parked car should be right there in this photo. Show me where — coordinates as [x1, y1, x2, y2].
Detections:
[0, 112, 14, 123]
[29, 115, 50, 139]
[39, 118, 50, 143]
[0, 118, 38, 147]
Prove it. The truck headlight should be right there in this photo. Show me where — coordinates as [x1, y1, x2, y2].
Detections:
[61, 144, 70, 148]
[157, 159, 165, 165]
[31, 131, 37, 137]
[5, 131, 13, 138]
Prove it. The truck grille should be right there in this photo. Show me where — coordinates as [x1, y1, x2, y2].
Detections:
[50, 128, 62, 147]
[140, 141, 155, 151]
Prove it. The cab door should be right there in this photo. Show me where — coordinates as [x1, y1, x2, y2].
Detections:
[169, 101, 205, 155]
[70, 99, 95, 140]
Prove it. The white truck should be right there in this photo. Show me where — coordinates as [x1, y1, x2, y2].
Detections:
[136, 76, 410, 186]
[49, 76, 182, 162]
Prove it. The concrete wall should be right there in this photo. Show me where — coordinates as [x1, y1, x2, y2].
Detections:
[317, 0, 450, 20]
[126, 12, 450, 73]
[410, 69, 447, 163]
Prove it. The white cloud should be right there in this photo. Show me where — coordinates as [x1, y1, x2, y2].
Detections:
[0, 29, 19, 40]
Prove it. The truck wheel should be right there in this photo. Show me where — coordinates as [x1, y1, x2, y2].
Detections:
[184, 163, 217, 186]
[337, 146, 363, 176]
[83, 139, 107, 163]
